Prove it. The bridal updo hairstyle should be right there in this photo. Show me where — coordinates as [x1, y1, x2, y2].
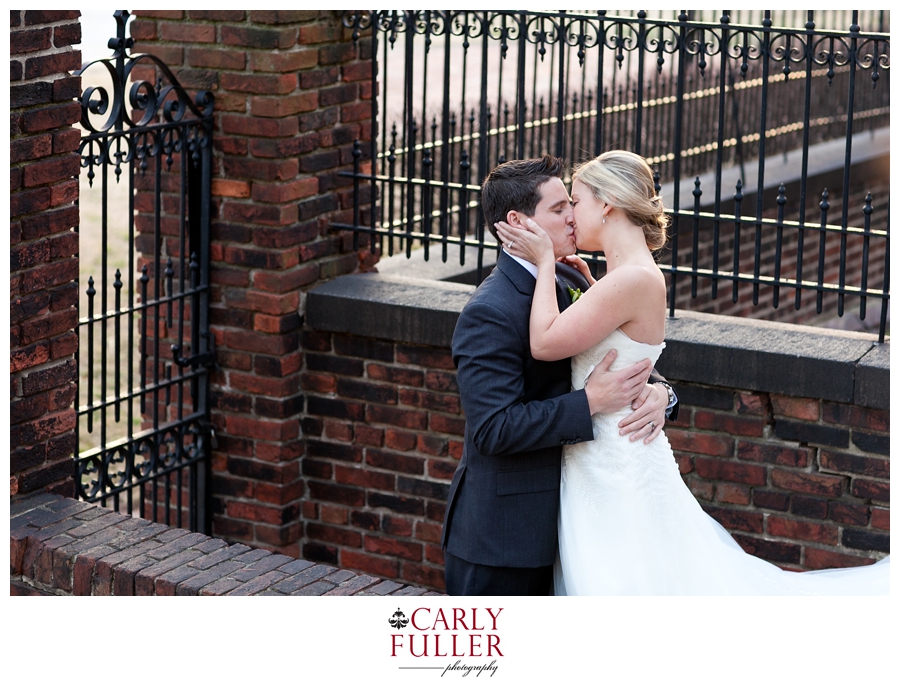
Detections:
[571, 150, 670, 251]
[481, 154, 565, 241]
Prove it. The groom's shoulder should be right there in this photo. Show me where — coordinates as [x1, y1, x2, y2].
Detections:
[464, 267, 516, 310]
[460, 276, 499, 316]
[455, 270, 515, 331]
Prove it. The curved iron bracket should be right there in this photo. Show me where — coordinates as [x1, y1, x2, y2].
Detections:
[171, 332, 216, 369]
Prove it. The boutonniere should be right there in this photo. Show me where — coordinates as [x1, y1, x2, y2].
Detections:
[567, 286, 583, 303]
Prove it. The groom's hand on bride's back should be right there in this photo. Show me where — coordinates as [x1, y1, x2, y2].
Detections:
[583, 349, 652, 416]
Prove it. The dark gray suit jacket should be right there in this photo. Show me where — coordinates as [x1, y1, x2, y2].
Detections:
[441, 252, 596, 568]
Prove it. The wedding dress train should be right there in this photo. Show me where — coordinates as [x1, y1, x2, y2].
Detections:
[553, 328, 890, 595]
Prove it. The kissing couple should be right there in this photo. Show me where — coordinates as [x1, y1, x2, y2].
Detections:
[440, 151, 889, 595]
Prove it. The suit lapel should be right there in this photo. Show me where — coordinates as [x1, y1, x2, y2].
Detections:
[554, 274, 571, 311]
[497, 251, 576, 311]
[496, 251, 535, 297]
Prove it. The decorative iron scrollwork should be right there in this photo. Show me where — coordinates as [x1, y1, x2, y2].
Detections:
[76, 10, 213, 133]
[378, 10, 409, 49]
[75, 10, 214, 183]
[524, 13, 560, 61]
[487, 12, 522, 59]
[564, 17, 601, 66]
[342, 10, 375, 41]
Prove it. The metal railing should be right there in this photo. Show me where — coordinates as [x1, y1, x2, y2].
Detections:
[75, 11, 215, 532]
[338, 10, 889, 342]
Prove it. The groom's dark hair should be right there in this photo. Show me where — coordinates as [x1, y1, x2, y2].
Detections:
[481, 155, 566, 240]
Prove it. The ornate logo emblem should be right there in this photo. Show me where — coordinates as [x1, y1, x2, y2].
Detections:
[389, 608, 409, 630]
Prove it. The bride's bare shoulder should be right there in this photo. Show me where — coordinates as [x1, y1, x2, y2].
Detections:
[597, 263, 665, 295]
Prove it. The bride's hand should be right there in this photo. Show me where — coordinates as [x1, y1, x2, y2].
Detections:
[495, 218, 555, 267]
[559, 254, 596, 286]
[618, 383, 667, 444]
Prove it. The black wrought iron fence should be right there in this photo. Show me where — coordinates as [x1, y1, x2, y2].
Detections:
[338, 10, 889, 342]
[75, 11, 215, 532]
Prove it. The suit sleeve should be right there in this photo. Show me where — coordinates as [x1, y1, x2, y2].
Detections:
[649, 370, 680, 421]
[453, 299, 595, 457]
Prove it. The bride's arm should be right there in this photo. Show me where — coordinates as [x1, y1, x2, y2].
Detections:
[494, 219, 562, 355]
[496, 218, 634, 361]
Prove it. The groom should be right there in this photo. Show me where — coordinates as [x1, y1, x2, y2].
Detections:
[441, 155, 677, 596]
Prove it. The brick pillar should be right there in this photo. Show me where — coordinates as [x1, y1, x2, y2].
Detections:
[129, 10, 373, 555]
[10, 10, 83, 498]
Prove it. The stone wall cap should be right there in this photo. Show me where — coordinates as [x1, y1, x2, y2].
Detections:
[660, 310, 885, 406]
[307, 273, 472, 347]
[310, 272, 474, 308]
[307, 273, 889, 407]
[663, 309, 879, 359]
[855, 340, 891, 410]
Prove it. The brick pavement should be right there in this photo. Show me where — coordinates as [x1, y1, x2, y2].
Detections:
[10, 492, 440, 596]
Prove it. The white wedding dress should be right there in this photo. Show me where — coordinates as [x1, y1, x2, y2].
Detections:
[553, 328, 890, 595]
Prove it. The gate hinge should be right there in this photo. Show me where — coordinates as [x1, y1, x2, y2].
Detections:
[171, 332, 217, 369]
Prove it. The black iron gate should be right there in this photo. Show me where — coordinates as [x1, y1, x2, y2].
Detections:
[74, 11, 215, 533]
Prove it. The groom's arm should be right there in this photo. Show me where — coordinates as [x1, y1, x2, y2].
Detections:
[453, 300, 595, 457]
[649, 373, 679, 421]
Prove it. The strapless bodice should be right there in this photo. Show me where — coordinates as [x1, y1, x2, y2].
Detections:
[570, 328, 665, 394]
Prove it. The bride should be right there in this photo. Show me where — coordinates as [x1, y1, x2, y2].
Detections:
[495, 150, 889, 595]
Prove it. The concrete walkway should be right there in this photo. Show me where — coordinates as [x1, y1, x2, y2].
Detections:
[10, 492, 440, 596]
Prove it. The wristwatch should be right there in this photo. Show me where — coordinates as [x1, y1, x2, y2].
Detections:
[653, 380, 676, 408]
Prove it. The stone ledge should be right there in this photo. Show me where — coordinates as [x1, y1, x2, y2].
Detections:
[306, 273, 472, 348]
[10, 492, 440, 597]
[855, 342, 890, 410]
[306, 273, 889, 409]
[659, 310, 887, 408]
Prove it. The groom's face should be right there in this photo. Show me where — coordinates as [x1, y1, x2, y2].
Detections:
[528, 177, 576, 258]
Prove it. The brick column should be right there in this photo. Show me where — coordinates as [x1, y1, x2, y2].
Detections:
[10, 10, 83, 498]
[129, 10, 373, 555]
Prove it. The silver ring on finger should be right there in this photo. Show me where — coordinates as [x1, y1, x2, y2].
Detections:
[649, 422, 655, 431]
[508, 242, 513, 249]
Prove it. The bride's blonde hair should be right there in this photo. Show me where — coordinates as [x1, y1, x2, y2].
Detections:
[571, 150, 670, 251]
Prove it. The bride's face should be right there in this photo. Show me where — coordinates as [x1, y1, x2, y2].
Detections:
[571, 179, 605, 252]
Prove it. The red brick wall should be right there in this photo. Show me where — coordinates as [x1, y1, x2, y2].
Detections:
[669, 389, 889, 570]
[301, 329, 888, 590]
[300, 332, 462, 590]
[10, 9, 83, 498]
[128, 10, 375, 556]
